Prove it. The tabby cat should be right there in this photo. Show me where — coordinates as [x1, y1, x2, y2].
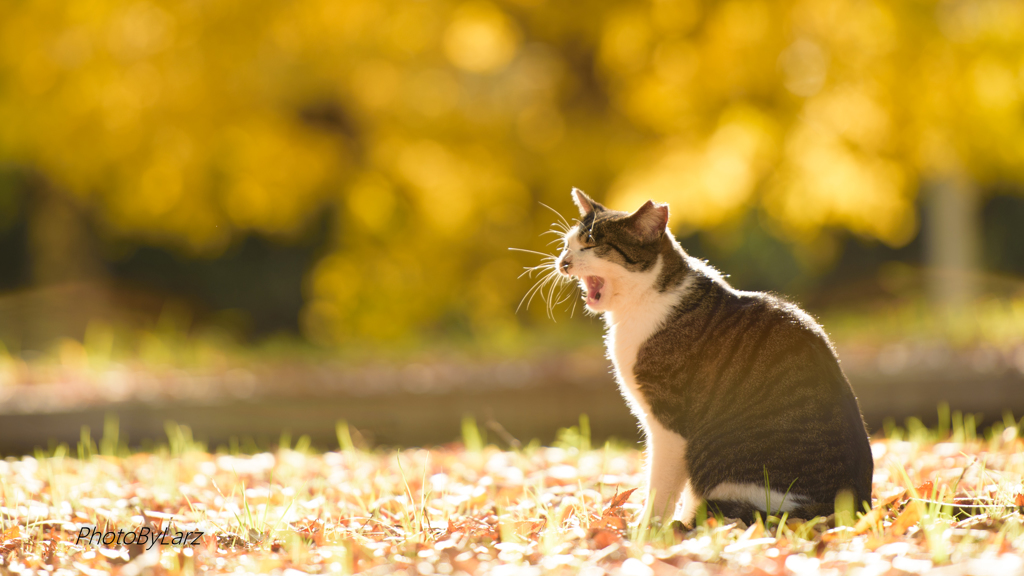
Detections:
[554, 189, 873, 525]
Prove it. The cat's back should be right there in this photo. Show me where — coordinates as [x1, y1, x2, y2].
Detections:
[637, 270, 842, 391]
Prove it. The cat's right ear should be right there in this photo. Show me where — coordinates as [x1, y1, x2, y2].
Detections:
[626, 200, 669, 242]
[572, 188, 604, 217]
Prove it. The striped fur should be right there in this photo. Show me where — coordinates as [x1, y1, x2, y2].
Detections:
[556, 189, 874, 526]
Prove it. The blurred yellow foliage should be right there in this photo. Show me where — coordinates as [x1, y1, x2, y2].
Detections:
[1, 0, 1023, 344]
[444, 1, 521, 73]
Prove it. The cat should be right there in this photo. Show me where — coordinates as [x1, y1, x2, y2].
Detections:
[553, 188, 874, 526]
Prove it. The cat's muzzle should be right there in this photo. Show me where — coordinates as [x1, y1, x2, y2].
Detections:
[557, 252, 572, 275]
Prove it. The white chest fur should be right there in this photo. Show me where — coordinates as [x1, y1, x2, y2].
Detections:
[605, 313, 656, 422]
[603, 266, 690, 426]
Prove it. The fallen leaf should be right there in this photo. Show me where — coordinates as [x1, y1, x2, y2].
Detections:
[891, 500, 924, 536]
[559, 505, 575, 525]
[853, 507, 883, 535]
[914, 481, 934, 498]
[589, 515, 626, 533]
[878, 489, 907, 508]
[590, 528, 621, 549]
[608, 488, 637, 511]
[513, 520, 544, 539]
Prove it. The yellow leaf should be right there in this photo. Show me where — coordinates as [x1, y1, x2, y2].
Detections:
[891, 500, 924, 536]
[853, 507, 883, 535]
[1, 525, 19, 541]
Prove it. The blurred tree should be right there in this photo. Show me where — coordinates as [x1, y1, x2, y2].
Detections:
[0, 0, 1021, 345]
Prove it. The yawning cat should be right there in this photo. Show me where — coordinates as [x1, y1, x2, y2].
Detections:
[555, 189, 873, 525]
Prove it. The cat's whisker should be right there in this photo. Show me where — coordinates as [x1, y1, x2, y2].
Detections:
[544, 271, 571, 320]
[516, 276, 544, 314]
[544, 276, 556, 319]
[517, 264, 561, 314]
[527, 268, 554, 301]
[521, 257, 556, 268]
[530, 268, 558, 319]
[518, 261, 556, 279]
[536, 278, 560, 319]
[551, 281, 575, 313]
[547, 220, 569, 233]
[538, 202, 573, 231]
[508, 247, 555, 258]
[512, 205, 576, 317]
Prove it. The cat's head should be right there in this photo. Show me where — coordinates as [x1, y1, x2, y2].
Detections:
[557, 188, 671, 313]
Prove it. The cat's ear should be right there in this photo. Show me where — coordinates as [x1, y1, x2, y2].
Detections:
[626, 200, 669, 241]
[571, 188, 605, 217]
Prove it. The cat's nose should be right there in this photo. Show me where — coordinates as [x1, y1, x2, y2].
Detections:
[557, 251, 572, 275]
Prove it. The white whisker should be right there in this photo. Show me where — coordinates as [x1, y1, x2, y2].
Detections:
[518, 262, 554, 279]
[508, 247, 554, 257]
[516, 271, 548, 313]
[538, 202, 572, 231]
[533, 272, 558, 317]
[511, 201, 581, 318]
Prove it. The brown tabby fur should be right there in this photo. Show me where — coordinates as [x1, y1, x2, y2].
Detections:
[554, 190, 873, 524]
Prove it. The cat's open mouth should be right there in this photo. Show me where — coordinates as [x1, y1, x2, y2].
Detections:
[584, 276, 605, 306]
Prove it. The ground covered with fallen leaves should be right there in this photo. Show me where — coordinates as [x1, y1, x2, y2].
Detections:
[1, 421, 1023, 576]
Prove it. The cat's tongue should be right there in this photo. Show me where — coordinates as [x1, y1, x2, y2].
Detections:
[584, 276, 605, 306]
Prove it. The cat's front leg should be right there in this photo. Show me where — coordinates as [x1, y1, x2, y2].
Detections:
[640, 420, 689, 523]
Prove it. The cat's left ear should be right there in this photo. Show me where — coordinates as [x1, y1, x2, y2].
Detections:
[626, 200, 669, 241]
[572, 188, 606, 217]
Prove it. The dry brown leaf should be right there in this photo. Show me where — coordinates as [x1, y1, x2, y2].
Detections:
[513, 520, 544, 539]
[891, 500, 924, 536]
[853, 507, 883, 535]
[608, 488, 637, 511]
[559, 505, 575, 525]
[914, 481, 934, 498]
[1, 526, 20, 541]
[590, 515, 626, 533]
[0, 525, 22, 557]
[878, 489, 907, 508]
[590, 528, 621, 549]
